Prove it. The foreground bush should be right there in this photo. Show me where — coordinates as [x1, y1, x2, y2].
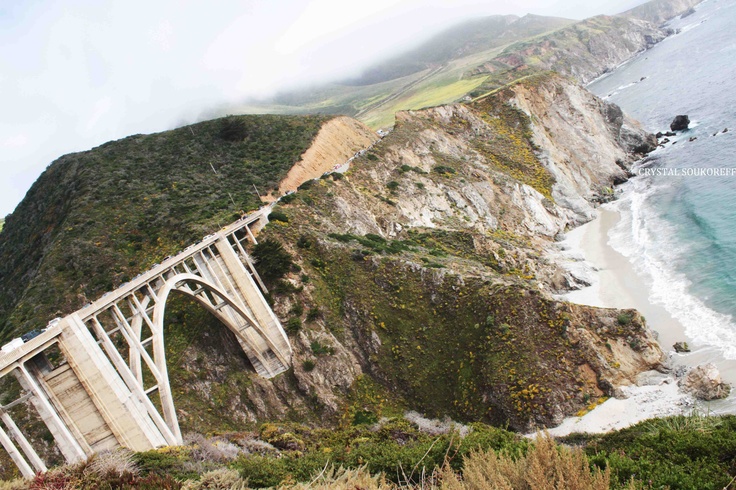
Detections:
[5, 415, 736, 489]
[440, 434, 611, 490]
[582, 414, 736, 489]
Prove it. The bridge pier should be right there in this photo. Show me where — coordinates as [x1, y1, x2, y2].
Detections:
[15, 362, 88, 464]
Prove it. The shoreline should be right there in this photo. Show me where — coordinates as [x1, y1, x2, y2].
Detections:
[547, 205, 736, 436]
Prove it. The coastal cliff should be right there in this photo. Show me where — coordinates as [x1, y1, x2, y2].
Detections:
[0, 74, 664, 476]
[241, 73, 663, 432]
[623, 0, 704, 25]
[469, 16, 671, 87]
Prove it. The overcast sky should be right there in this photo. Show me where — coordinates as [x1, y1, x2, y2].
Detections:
[0, 0, 646, 217]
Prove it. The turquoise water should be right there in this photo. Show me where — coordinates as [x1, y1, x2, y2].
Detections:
[589, 0, 736, 357]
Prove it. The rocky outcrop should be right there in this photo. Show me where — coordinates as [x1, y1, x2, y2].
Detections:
[507, 73, 655, 224]
[673, 341, 691, 353]
[622, 0, 703, 25]
[679, 363, 731, 400]
[670, 115, 690, 131]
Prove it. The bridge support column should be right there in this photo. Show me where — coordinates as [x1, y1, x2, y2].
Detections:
[0, 411, 46, 474]
[0, 422, 34, 478]
[57, 315, 168, 452]
[14, 363, 88, 464]
[215, 240, 291, 363]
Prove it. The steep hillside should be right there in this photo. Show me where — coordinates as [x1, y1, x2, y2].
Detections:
[0, 114, 357, 340]
[270, 116, 378, 199]
[0, 75, 664, 479]
[623, 0, 703, 24]
[167, 75, 659, 436]
[341, 14, 573, 86]
[468, 15, 669, 91]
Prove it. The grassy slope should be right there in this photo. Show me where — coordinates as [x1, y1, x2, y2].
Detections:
[0, 114, 331, 340]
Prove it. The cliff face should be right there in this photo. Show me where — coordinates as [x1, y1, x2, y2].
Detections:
[271, 116, 378, 199]
[507, 74, 656, 223]
[623, 0, 704, 25]
[233, 74, 663, 432]
[470, 16, 670, 86]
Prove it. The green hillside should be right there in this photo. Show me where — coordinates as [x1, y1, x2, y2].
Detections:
[0, 114, 331, 340]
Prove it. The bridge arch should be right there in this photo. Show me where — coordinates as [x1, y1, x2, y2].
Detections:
[137, 273, 289, 442]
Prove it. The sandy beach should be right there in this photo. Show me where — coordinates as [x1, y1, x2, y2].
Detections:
[547, 206, 736, 436]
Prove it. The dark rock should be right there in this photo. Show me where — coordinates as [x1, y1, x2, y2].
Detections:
[670, 115, 690, 131]
[656, 132, 663, 138]
[640, 76, 647, 82]
[681, 7, 696, 19]
[665, 131, 676, 137]
[612, 174, 628, 186]
[661, 138, 670, 144]
[603, 102, 624, 128]
[724, 128, 729, 133]
[673, 341, 690, 353]
[689, 137, 697, 142]
[679, 363, 731, 400]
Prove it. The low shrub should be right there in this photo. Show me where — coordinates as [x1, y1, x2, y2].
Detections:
[268, 210, 289, 223]
[252, 239, 293, 285]
[286, 317, 302, 334]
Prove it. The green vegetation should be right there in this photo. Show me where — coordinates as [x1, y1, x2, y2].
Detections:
[327, 232, 413, 255]
[579, 413, 736, 489]
[616, 312, 633, 326]
[291, 232, 600, 430]
[471, 91, 555, 199]
[250, 239, 295, 288]
[8, 414, 736, 488]
[286, 317, 302, 334]
[0, 114, 331, 339]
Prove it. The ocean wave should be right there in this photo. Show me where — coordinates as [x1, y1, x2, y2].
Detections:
[606, 175, 736, 359]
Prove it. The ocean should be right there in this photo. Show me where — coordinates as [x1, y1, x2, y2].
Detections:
[588, 0, 736, 370]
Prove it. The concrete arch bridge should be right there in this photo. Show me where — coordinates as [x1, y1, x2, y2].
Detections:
[0, 209, 291, 477]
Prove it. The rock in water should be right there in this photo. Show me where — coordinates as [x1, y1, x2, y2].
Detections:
[673, 341, 691, 353]
[670, 115, 690, 131]
[679, 363, 731, 400]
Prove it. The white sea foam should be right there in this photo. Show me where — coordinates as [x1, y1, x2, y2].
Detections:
[606, 173, 736, 359]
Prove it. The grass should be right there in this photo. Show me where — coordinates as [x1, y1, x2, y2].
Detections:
[360, 75, 490, 129]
